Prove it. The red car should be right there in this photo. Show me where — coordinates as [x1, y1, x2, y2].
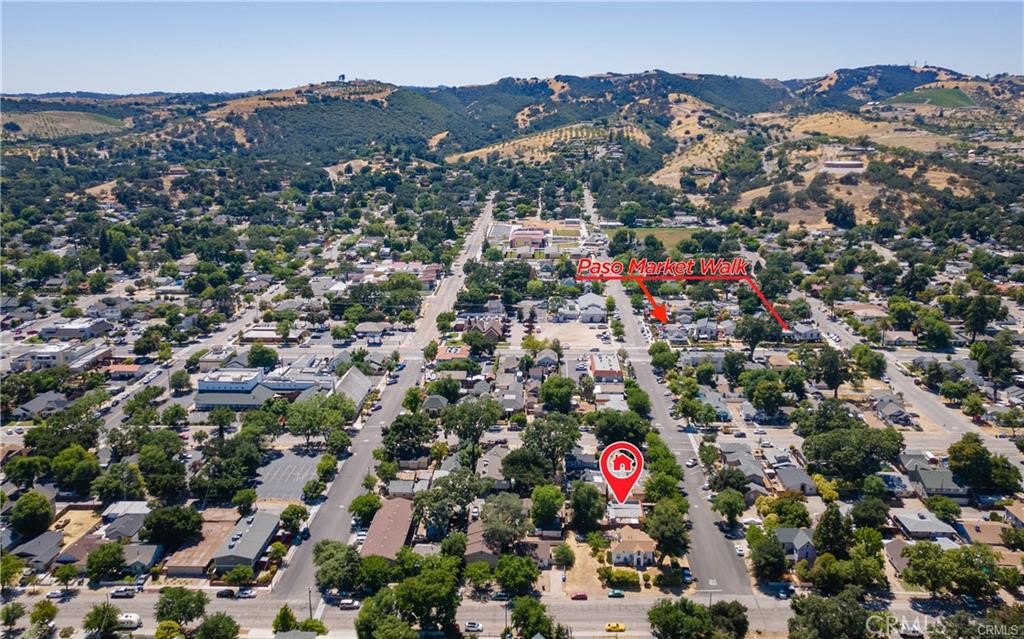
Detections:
[571, 592, 588, 601]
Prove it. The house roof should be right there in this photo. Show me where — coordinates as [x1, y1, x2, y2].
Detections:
[894, 512, 957, 536]
[213, 511, 278, 564]
[336, 367, 372, 406]
[957, 519, 1008, 546]
[773, 527, 813, 549]
[884, 538, 912, 573]
[12, 530, 63, 563]
[611, 526, 655, 554]
[360, 499, 414, 561]
[776, 467, 813, 489]
[122, 544, 161, 567]
[104, 513, 147, 540]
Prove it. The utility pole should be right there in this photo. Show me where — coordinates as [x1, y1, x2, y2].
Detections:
[308, 587, 314, 620]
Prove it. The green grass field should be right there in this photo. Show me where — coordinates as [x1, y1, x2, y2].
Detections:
[889, 88, 974, 108]
[636, 227, 697, 247]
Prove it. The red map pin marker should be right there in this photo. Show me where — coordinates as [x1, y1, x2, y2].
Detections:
[599, 441, 644, 504]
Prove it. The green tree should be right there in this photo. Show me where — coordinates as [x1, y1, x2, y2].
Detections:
[521, 413, 580, 478]
[787, 587, 870, 639]
[481, 492, 530, 552]
[750, 532, 787, 581]
[155, 621, 185, 639]
[272, 606, 296, 634]
[195, 613, 240, 639]
[553, 543, 575, 568]
[51, 444, 100, 495]
[9, 491, 54, 538]
[510, 597, 553, 639]
[735, 315, 780, 360]
[350, 493, 383, 525]
[232, 489, 257, 516]
[645, 499, 690, 562]
[494, 554, 541, 596]
[813, 503, 853, 559]
[30, 600, 57, 627]
[86, 543, 125, 581]
[530, 485, 564, 529]
[463, 562, 492, 594]
[539, 375, 575, 413]
[141, 506, 202, 548]
[850, 497, 890, 530]
[280, 504, 309, 534]
[223, 565, 254, 586]
[248, 343, 280, 369]
[155, 587, 209, 626]
[83, 603, 120, 638]
[647, 598, 713, 639]
[925, 495, 962, 523]
[712, 489, 745, 528]
[52, 563, 78, 592]
[1, 603, 25, 632]
[569, 482, 606, 532]
[648, 342, 679, 370]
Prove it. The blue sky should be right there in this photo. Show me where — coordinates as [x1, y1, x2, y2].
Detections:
[2, 2, 1021, 94]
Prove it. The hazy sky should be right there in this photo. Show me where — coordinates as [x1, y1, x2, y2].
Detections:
[3, 2, 1022, 94]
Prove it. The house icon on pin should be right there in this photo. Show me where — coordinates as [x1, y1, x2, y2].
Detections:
[610, 452, 634, 474]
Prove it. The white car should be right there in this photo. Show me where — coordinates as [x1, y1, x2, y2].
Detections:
[236, 588, 256, 599]
[338, 599, 361, 610]
[46, 590, 64, 599]
[734, 545, 746, 557]
[465, 622, 483, 633]
[685, 458, 698, 468]
[753, 429, 767, 435]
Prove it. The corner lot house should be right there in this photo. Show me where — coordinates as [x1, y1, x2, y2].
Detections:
[610, 526, 656, 567]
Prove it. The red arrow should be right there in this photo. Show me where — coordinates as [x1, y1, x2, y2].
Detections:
[635, 279, 668, 323]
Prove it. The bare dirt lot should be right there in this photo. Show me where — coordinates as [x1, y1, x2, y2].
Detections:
[522, 322, 607, 350]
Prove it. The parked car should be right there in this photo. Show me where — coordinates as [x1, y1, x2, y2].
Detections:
[216, 589, 236, 599]
[110, 588, 134, 599]
[338, 599, 360, 610]
[464, 622, 483, 633]
[607, 589, 624, 598]
[490, 592, 510, 601]
[605, 623, 625, 633]
[45, 591, 65, 600]
[236, 588, 256, 599]
[571, 592, 588, 600]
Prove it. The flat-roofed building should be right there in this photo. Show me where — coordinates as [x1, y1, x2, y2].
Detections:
[212, 511, 279, 573]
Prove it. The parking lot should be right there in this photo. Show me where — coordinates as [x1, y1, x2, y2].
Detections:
[255, 449, 321, 500]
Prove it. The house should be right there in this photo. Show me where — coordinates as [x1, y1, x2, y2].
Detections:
[610, 527, 656, 567]
[103, 514, 147, 541]
[1004, 502, 1024, 528]
[698, 386, 730, 422]
[956, 520, 1011, 546]
[336, 367, 372, 414]
[784, 322, 821, 342]
[894, 512, 958, 539]
[478, 445, 512, 491]
[535, 349, 559, 368]
[909, 467, 969, 503]
[212, 511, 279, 573]
[12, 391, 68, 420]
[122, 544, 162, 574]
[773, 528, 816, 565]
[101, 501, 151, 522]
[884, 538, 913, 576]
[521, 538, 559, 569]
[464, 519, 499, 567]
[360, 499, 414, 562]
[11, 530, 63, 571]
[776, 467, 817, 496]
[883, 331, 918, 348]
[576, 293, 607, 323]
[422, 395, 450, 417]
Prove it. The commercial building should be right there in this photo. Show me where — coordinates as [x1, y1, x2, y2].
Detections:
[212, 511, 279, 573]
